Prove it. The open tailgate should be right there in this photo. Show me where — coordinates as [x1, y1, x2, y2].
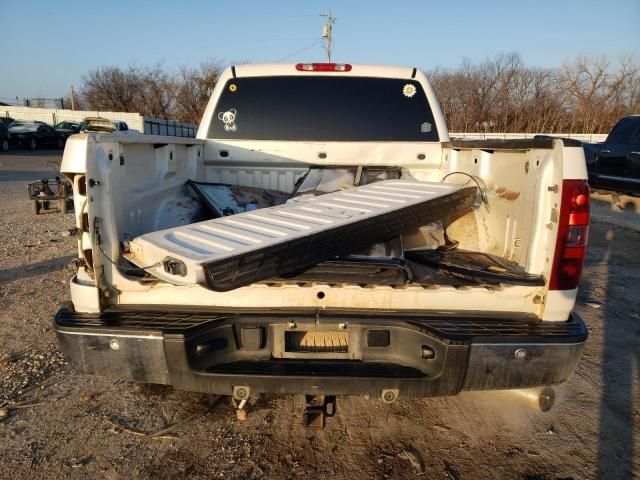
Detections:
[125, 180, 477, 290]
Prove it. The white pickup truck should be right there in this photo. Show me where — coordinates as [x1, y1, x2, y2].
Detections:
[56, 63, 589, 423]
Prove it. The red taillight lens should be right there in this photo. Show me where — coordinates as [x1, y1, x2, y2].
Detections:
[549, 180, 590, 290]
[295, 63, 352, 72]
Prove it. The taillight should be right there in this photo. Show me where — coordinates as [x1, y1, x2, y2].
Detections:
[549, 180, 590, 290]
[295, 63, 352, 72]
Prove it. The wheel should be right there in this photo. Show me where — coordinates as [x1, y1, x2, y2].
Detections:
[59, 199, 68, 214]
[29, 137, 37, 150]
[0, 139, 8, 152]
[56, 137, 65, 149]
[32, 200, 40, 215]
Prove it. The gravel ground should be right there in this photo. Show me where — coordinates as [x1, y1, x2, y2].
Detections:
[0, 151, 638, 480]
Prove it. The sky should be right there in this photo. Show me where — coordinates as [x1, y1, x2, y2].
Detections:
[1, 0, 639, 100]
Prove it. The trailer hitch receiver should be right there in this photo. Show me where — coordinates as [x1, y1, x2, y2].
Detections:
[294, 395, 336, 429]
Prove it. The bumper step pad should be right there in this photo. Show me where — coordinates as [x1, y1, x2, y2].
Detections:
[55, 308, 587, 343]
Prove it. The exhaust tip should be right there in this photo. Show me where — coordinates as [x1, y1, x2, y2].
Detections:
[538, 387, 556, 412]
[498, 386, 557, 412]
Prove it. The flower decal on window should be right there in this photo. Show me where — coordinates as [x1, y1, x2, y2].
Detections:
[403, 84, 417, 98]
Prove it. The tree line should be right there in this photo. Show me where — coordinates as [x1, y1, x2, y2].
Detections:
[72, 53, 640, 132]
[71, 61, 223, 125]
[429, 52, 640, 133]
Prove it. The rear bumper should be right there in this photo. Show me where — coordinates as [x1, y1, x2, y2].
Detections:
[54, 307, 587, 398]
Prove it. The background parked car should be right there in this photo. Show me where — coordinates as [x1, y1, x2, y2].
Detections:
[113, 120, 140, 135]
[0, 117, 15, 127]
[54, 121, 82, 145]
[8, 121, 64, 150]
[0, 122, 9, 152]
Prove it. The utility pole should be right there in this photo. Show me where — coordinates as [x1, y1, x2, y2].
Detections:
[70, 86, 76, 111]
[320, 11, 336, 62]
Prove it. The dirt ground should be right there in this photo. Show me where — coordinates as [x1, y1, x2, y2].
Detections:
[0, 151, 638, 480]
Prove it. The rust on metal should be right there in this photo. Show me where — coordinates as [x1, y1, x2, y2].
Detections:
[494, 186, 521, 201]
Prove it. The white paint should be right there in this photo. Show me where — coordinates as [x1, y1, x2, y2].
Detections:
[542, 289, 579, 321]
[117, 282, 543, 314]
[561, 145, 589, 180]
[69, 275, 101, 313]
[62, 64, 589, 323]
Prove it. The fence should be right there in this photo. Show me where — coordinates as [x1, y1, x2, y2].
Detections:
[1, 106, 144, 131]
[0, 106, 198, 138]
[144, 118, 197, 137]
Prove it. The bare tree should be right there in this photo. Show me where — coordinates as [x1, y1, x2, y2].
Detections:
[560, 54, 640, 133]
[78, 61, 225, 124]
[75, 53, 639, 133]
[137, 64, 177, 118]
[80, 66, 143, 113]
[430, 52, 640, 133]
[174, 61, 224, 124]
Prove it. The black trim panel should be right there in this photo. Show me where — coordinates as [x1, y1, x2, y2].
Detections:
[451, 137, 582, 150]
[202, 186, 478, 291]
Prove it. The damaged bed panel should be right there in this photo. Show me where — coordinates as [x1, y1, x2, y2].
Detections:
[125, 180, 477, 290]
[273, 260, 408, 286]
[405, 249, 545, 287]
[187, 180, 290, 217]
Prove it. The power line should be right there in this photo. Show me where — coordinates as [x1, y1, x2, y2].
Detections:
[274, 39, 322, 63]
[274, 10, 337, 63]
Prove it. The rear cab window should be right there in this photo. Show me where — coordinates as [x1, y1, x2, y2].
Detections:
[209, 76, 439, 142]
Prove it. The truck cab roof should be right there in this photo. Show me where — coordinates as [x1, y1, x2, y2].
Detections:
[232, 63, 417, 79]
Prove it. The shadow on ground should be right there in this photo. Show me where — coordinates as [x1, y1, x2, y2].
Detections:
[581, 216, 640, 479]
[0, 255, 75, 283]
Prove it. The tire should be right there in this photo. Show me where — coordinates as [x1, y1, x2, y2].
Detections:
[32, 200, 40, 215]
[59, 199, 68, 214]
[56, 137, 65, 149]
[0, 139, 8, 152]
[29, 137, 37, 150]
